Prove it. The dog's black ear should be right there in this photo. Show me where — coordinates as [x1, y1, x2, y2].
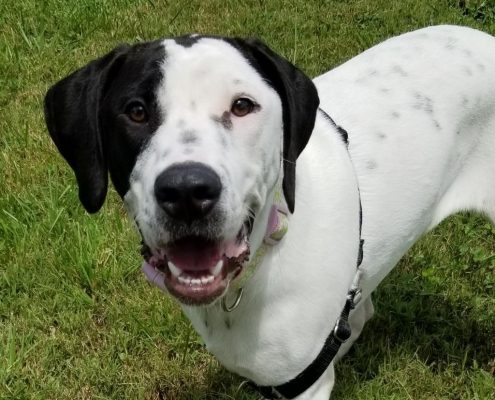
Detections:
[228, 38, 320, 213]
[44, 45, 130, 213]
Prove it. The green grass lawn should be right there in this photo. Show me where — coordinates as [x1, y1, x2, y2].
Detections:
[1, 0, 495, 398]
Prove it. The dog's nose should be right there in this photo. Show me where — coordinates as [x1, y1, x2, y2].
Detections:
[154, 162, 222, 222]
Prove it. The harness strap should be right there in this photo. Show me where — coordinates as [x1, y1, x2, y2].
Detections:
[250, 109, 365, 399]
[252, 231, 364, 399]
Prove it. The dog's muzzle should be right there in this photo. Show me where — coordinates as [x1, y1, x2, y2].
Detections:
[141, 162, 251, 305]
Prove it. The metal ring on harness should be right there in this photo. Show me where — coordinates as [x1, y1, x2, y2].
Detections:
[222, 287, 244, 312]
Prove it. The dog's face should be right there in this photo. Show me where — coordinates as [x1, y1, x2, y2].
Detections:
[45, 35, 319, 305]
[126, 38, 285, 304]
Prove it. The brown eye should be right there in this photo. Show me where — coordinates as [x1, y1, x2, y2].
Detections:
[231, 98, 256, 117]
[126, 102, 148, 123]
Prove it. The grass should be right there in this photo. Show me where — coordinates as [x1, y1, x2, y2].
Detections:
[1, 0, 494, 398]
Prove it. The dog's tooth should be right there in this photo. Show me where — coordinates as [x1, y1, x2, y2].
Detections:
[201, 275, 214, 284]
[211, 260, 223, 277]
[178, 276, 190, 284]
[191, 278, 201, 285]
[168, 261, 182, 277]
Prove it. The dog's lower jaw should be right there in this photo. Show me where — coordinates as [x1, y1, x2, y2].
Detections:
[182, 121, 361, 398]
[142, 226, 251, 306]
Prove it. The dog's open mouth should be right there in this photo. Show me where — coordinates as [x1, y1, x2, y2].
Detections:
[142, 225, 250, 305]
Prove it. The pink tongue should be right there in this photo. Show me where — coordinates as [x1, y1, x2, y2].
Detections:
[167, 237, 222, 271]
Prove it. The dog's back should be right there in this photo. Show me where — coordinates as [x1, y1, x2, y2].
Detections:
[315, 25, 495, 297]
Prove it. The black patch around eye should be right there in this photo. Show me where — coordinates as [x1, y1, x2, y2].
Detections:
[100, 39, 166, 200]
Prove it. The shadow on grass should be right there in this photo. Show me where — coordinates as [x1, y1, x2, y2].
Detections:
[150, 367, 257, 400]
[332, 265, 495, 397]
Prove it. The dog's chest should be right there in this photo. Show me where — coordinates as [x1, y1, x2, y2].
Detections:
[184, 302, 258, 371]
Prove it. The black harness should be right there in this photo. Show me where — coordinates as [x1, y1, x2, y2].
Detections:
[250, 109, 364, 399]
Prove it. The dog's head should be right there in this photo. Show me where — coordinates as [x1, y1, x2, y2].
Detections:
[44, 35, 319, 305]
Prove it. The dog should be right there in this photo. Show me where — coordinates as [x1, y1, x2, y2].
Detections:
[44, 25, 495, 399]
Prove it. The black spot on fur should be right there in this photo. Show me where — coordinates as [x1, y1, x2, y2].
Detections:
[412, 93, 442, 129]
[174, 35, 201, 48]
[181, 130, 199, 144]
[203, 309, 209, 328]
[463, 66, 473, 76]
[366, 160, 377, 170]
[391, 65, 408, 77]
[413, 92, 433, 114]
[212, 111, 233, 130]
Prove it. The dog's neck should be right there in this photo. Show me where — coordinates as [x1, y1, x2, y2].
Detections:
[224, 185, 290, 309]
[181, 115, 362, 393]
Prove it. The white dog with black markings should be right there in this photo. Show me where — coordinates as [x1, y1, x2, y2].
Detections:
[44, 25, 495, 399]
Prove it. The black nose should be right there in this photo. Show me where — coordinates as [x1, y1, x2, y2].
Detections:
[154, 162, 222, 222]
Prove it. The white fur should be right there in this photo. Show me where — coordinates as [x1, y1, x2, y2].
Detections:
[129, 26, 495, 399]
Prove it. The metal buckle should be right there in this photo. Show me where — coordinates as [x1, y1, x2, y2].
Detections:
[221, 287, 244, 312]
[351, 288, 362, 308]
[333, 317, 352, 343]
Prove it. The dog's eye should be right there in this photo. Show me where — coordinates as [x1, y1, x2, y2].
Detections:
[231, 98, 256, 117]
[126, 102, 148, 123]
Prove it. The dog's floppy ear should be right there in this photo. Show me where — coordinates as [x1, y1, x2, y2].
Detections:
[44, 45, 130, 213]
[228, 38, 320, 213]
